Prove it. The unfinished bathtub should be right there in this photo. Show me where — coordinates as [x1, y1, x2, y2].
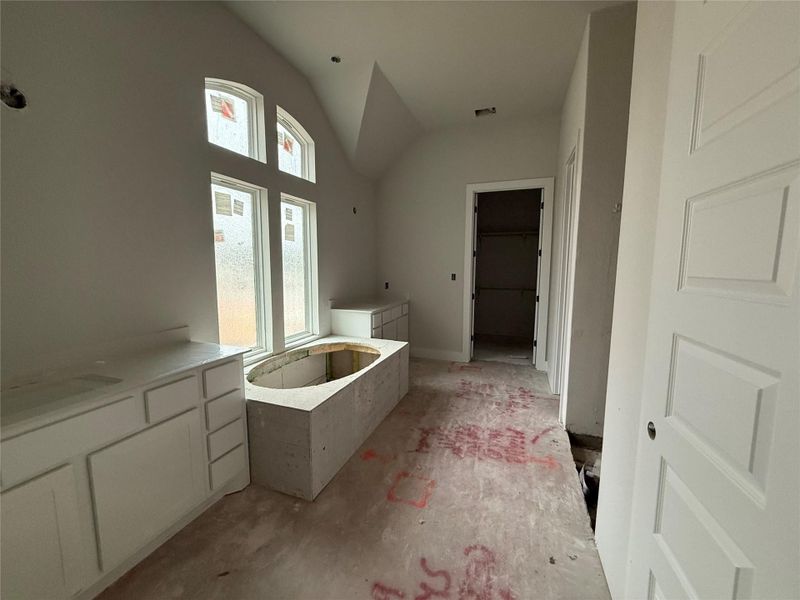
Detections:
[245, 336, 409, 500]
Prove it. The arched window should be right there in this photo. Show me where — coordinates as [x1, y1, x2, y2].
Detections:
[204, 78, 266, 162]
[277, 106, 316, 182]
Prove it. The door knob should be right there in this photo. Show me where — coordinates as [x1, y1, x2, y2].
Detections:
[647, 421, 656, 440]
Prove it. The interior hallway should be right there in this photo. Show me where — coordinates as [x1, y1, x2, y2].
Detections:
[100, 359, 608, 600]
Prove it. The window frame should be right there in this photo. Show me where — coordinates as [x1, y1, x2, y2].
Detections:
[276, 106, 316, 183]
[280, 193, 319, 347]
[205, 78, 267, 163]
[209, 172, 272, 361]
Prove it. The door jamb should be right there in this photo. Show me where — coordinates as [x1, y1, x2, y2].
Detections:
[461, 177, 555, 369]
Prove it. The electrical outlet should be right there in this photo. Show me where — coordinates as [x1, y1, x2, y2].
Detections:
[384, 281, 389, 290]
[451, 273, 457, 281]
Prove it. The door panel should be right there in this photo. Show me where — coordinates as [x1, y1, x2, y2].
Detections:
[88, 410, 205, 571]
[627, 2, 799, 598]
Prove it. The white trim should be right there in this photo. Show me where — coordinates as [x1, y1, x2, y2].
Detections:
[461, 177, 555, 368]
[411, 346, 466, 363]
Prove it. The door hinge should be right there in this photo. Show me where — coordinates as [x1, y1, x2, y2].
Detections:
[536, 295, 539, 302]
[471, 334, 474, 341]
[473, 250, 477, 257]
[538, 249, 542, 257]
[474, 205, 478, 214]
[540, 201, 544, 210]
[533, 340, 537, 347]
[472, 293, 475, 300]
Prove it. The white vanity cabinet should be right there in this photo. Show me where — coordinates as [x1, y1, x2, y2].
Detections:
[0, 342, 248, 600]
[331, 299, 409, 342]
[1, 465, 85, 600]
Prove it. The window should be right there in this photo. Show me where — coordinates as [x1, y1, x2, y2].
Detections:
[210, 174, 270, 356]
[277, 106, 316, 182]
[281, 194, 318, 343]
[205, 79, 266, 162]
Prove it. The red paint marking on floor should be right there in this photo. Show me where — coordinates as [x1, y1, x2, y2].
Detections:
[413, 425, 560, 468]
[361, 449, 397, 464]
[459, 544, 498, 600]
[531, 426, 557, 446]
[373, 582, 406, 599]
[415, 557, 451, 599]
[386, 471, 437, 508]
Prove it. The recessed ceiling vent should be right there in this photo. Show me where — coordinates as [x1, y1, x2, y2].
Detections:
[474, 106, 496, 117]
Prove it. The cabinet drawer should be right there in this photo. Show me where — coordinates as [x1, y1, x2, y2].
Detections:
[203, 360, 241, 399]
[207, 419, 245, 462]
[401, 303, 409, 315]
[1, 396, 143, 489]
[382, 320, 398, 341]
[209, 444, 246, 490]
[389, 306, 403, 322]
[205, 389, 244, 431]
[397, 315, 409, 342]
[144, 376, 198, 423]
[371, 326, 382, 339]
[371, 313, 382, 328]
[380, 309, 393, 325]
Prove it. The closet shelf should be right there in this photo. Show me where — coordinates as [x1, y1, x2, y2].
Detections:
[478, 230, 539, 238]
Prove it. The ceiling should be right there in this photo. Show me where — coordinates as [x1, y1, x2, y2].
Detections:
[225, 1, 623, 179]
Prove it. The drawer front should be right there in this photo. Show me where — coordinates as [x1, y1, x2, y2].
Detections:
[207, 419, 245, 462]
[209, 444, 246, 490]
[145, 376, 198, 423]
[371, 313, 382, 328]
[401, 303, 409, 315]
[1, 396, 143, 489]
[371, 326, 382, 339]
[203, 360, 241, 400]
[382, 320, 398, 341]
[389, 306, 403, 322]
[380, 309, 393, 325]
[205, 389, 244, 431]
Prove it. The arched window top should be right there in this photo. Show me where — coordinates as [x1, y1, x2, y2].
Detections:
[204, 78, 266, 162]
[277, 106, 316, 183]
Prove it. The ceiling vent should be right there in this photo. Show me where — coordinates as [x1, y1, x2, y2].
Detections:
[474, 107, 496, 117]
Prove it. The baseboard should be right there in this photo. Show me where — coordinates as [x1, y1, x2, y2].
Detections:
[410, 346, 468, 363]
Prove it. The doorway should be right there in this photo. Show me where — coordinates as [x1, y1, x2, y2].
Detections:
[462, 178, 554, 370]
[473, 188, 540, 365]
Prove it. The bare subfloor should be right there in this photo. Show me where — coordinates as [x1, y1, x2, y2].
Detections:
[473, 335, 535, 367]
[100, 359, 609, 600]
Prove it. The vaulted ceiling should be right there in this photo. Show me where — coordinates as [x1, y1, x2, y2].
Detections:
[225, 1, 623, 179]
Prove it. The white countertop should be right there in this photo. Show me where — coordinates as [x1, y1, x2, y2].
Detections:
[330, 297, 408, 313]
[1, 341, 245, 438]
[245, 335, 407, 412]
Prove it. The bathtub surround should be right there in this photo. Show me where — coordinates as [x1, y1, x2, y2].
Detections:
[247, 336, 409, 500]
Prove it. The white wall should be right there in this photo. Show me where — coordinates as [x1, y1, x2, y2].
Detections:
[375, 114, 560, 361]
[548, 3, 637, 436]
[0, 2, 376, 380]
[595, 2, 675, 596]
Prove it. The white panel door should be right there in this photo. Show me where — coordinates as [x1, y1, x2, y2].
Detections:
[1, 465, 85, 600]
[88, 409, 206, 571]
[627, 2, 799, 599]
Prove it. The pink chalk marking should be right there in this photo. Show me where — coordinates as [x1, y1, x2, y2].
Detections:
[361, 448, 396, 464]
[373, 582, 406, 599]
[386, 471, 437, 509]
[414, 557, 452, 600]
[531, 426, 557, 446]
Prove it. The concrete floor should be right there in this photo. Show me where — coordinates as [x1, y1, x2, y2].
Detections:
[472, 336, 535, 367]
[99, 358, 609, 600]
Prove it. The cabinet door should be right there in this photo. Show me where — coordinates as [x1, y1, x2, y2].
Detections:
[397, 315, 409, 342]
[1, 465, 85, 600]
[88, 410, 205, 570]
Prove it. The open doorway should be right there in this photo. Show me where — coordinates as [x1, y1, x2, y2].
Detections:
[462, 178, 554, 369]
[473, 189, 541, 365]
